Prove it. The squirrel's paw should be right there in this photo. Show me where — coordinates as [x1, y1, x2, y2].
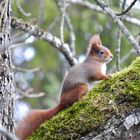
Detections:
[105, 74, 112, 79]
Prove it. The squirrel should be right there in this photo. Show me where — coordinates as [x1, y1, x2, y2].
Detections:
[15, 34, 113, 140]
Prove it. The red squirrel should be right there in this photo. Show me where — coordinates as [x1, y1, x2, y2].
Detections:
[15, 35, 113, 140]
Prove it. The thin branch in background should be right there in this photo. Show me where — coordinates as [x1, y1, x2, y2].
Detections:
[13, 66, 44, 99]
[109, 49, 135, 73]
[60, 14, 65, 43]
[121, 0, 127, 11]
[37, 0, 45, 25]
[95, 0, 140, 55]
[65, 14, 76, 55]
[11, 34, 34, 49]
[10, 42, 30, 49]
[116, 30, 121, 71]
[13, 66, 41, 73]
[11, 34, 31, 45]
[0, 125, 19, 140]
[135, 32, 140, 38]
[120, 49, 135, 64]
[116, 0, 126, 71]
[11, 17, 78, 66]
[15, 0, 31, 17]
[18, 88, 45, 98]
[47, 16, 60, 32]
[135, 32, 140, 46]
[122, 16, 140, 27]
[59, 0, 66, 43]
[56, 0, 76, 54]
[68, 0, 140, 27]
[116, 0, 137, 16]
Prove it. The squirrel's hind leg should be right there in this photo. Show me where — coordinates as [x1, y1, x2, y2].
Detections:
[60, 84, 88, 108]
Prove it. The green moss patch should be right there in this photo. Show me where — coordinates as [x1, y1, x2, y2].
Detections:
[28, 57, 140, 140]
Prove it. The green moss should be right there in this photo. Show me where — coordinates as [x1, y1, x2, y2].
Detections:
[28, 57, 140, 140]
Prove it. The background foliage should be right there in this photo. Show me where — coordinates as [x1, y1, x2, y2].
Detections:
[11, 0, 140, 114]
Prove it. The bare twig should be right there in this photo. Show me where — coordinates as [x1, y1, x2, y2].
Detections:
[0, 125, 19, 140]
[15, 0, 31, 17]
[11, 17, 78, 66]
[10, 42, 30, 49]
[109, 49, 135, 73]
[68, 0, 140, 27]
[135, 32, 140, 38]
[135, 32, 140, 46]
[120, 49, 135, 64]
[37, 0, 45, 25]
[65, 14, 76, 55]
[47, 16, 60, 32]
[122, 16, 140, 27]
[57, 0, 76, 53]
[19, 88, 45, 98]
[116, 30, 121, 71]
[56, 0, 76, 54]
[116, 0, 126, 71]
[116, 0, 137, 16]
[60, 14, 65, 43]
[59, 0, 66, 43]
[14, 66, 40, 73]
[121, 0, 127, 11]
[11, 34, 31, 45]
[95, 0, 140, 55]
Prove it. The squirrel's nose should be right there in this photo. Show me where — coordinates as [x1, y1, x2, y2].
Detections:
[110, 54, 113, 59]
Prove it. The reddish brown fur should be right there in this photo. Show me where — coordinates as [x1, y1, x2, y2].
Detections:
[15, 84, 88, 140]
[89, 34, 102, 46]
[60, 84, 88, 108]
[15, 106, 61, 140]
[15, 34, 113, 140]
[88, 36, 112, 63]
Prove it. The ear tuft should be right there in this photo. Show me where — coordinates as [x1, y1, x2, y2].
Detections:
[89, 34, 102, 47]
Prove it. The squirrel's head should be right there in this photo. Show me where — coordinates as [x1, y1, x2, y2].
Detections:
[87, 35, 113, 63]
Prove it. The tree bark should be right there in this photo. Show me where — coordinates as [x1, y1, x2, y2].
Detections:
[28, 57, 140, 140]
[0, 0, 15, 139]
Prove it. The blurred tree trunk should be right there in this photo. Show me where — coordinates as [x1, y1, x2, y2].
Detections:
[0, 0, 15, 139]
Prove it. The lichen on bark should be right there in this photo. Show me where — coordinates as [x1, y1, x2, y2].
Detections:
[0, 0, 15, 139]
[28, 57, 140, 140]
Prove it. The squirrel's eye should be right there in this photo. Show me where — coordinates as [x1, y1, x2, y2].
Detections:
[100, 50, 104, 55]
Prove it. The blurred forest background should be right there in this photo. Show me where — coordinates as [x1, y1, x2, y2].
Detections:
[11, 0, 140, 122]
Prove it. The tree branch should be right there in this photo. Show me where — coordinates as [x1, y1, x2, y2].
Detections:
[17, 88, 45, 99]
[15, 0, 31, 17]
[95, 0, 140, 55]
[116, 0, 137, 16]
[81, 111, 140, 140]
[59, 0, 66, 43]
[28, 56, 140, 140]
[116, 30, 121, 71]
[11, 17, 77, 66]
[109, 49, 135, 73]
[37, 0, 45, 25]
[116, 0, 126, 71]
[68, 0, 140, 55]
[68, 0, 140, 27]
[65, 13, 76, 55]
[0, 125, 19, 140]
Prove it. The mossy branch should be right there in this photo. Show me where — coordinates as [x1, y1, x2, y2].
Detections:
[28, 57, 140, 140]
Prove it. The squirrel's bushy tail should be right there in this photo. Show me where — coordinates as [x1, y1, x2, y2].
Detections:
[15, 104, 62, 140]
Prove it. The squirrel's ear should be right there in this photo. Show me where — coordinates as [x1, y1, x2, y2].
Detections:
[89, 34, 102, 47]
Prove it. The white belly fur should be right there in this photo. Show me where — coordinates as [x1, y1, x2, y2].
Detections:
[101, 64, 106, 75]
